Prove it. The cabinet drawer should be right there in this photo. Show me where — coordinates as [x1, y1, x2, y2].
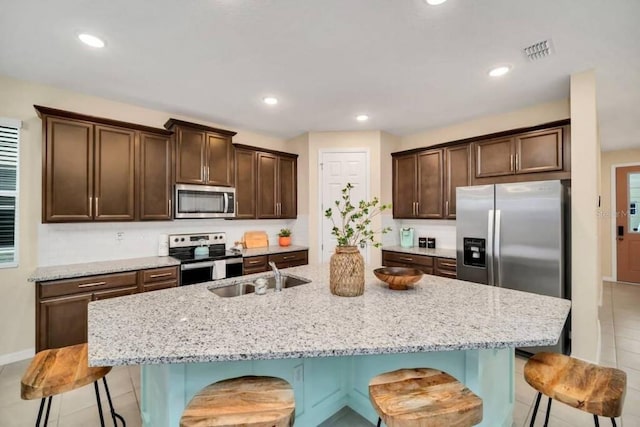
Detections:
[141, 266, 178, 284]
[93, 286, 138, 300]
[382, 251, 433, 267]
[39, 271, 138, 299]
[436, 269, 457, 279]
[436, 258, 457, 272]
[142, 280, 178, 292]
[384, 260, 434, 276]
[269, 251, 308, 265]
[244, 265, 269, 275]
[244, 256, 268, 268]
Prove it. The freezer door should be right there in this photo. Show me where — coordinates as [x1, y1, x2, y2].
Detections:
[494, 180, 564, 297]
[456, 185, 495, 285]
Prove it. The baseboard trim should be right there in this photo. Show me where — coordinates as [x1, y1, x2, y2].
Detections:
[0, 348, 34, 366]
[602, 276, 615, 282]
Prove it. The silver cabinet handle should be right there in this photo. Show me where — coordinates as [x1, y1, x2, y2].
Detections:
[515, 153, 519, 171]
[79, 281, 107, 288]
[89, 196, 93, 218]
[415, 202, 419, 216]
[150, 272, 172, 279]
[445, 200, 449, 216]
[399, 257, 414, 262]
[510, 154, 514, 171]
[95, 197, 99, 217]
[168, 199, 172, 216]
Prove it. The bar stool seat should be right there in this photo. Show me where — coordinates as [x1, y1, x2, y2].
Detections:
[368, 368, 483, 427]
[524, 352, 627, 426]
[180, 375, 295, 427]
[21, 343, 125, 426]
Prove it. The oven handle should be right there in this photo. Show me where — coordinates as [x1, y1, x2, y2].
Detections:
[225, 257, 243, 265]
[181, 261, 215, 271]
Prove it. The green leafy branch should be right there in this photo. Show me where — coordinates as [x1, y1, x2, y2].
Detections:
[324, 183, 392, 248]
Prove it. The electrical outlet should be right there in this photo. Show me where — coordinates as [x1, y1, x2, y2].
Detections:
[116, 232, 124, 241]
[293, 364, 304, 384]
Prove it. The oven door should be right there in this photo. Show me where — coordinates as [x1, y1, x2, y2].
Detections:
[180, 261, 215, 286]
[225, 258, 243, 278]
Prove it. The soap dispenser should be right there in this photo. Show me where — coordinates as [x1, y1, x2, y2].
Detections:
[400, 228, 414, 248]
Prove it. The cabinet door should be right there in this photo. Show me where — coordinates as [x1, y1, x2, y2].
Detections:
[444, 145, 471, 219]
[94, 125, 136, 221]
[44, 117, 94, 222]
[278, 156, 297, 218]
[175, 127, 206, 184]
[234, 148, 256, 219]
[37, 293, 92, 351]
[206, 133, 234, 186]
[257, 153, 278, 218]
[139, 132, 172, 220]
[475, 137, 514, 178]
[393, 155, 417, 218]
[515, 128, 563, 174]
[416, 149, 444, 218]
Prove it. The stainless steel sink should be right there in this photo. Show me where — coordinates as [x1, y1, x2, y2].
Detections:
[209, 275, 311, 298]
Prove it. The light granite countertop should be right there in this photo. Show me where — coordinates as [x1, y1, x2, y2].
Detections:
[242, 245, 308, 257]
[87, 263, 570, 366]
[382, 245, 457, 259]
[29, 256, 181, 282]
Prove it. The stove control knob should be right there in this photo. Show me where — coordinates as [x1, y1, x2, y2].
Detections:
[181, 238, 185, 242]
[174, 238, 179, 242]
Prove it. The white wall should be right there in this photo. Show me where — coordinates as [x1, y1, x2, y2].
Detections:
[570, 70, 601, 362]
[0, 74, 292, 361]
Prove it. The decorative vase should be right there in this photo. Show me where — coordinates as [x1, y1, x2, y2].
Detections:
[278, 236, 291, 247]
[330, 246, 365, 297]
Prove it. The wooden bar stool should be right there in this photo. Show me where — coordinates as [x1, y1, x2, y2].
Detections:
[524, 352, 627, 427]
[21, 343, 126, 427]
[180, 375, 295, 427]
[368, 368, 483, 427]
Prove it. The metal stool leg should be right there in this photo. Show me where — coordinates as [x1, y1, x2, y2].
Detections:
[611, 418, 617, 427]
[594, 414, 600, 426]
[94, 381, 106, 427]
[530, 392, 542, 427]
[34, 396, 52, 427]
[102, 377, 126, 426]
[543, 397, 552, 427]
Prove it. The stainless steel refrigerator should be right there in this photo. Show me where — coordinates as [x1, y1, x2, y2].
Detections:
[456, 180, 571, 355]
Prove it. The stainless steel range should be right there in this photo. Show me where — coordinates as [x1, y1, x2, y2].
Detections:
[168, 232, 243, 285]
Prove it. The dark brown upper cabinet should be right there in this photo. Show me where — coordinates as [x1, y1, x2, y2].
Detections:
[139, 132, 173, 220]
[444, 144, 471, 219]
[475, 127, 564, 179]
[234, 144, 298, 220]
[393, 149, 444, 219]
[234, 147, 257, 219]
[165, 119, 236, 187]
[36, 105, 173, 223]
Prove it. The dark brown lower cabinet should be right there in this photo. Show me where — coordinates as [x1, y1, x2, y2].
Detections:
[243, 251, 309, 275]
[381, 251, 457, 279]
[381, 251, 434, 275]
[36, 267, 178, 351]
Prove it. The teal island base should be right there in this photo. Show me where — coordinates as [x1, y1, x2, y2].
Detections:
[141, 348, 515, 427]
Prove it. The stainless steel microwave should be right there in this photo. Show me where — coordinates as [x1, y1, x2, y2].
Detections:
[174, 184, 236, 219]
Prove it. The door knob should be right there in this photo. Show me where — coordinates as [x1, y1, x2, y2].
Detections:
[618, 225, 624, 241]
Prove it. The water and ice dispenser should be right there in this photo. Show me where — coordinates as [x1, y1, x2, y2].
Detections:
[463, 238, 486, 268]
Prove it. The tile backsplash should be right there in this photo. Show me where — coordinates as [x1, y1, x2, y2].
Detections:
[396, 220, 457, 249]
[38, 215, 308, 266]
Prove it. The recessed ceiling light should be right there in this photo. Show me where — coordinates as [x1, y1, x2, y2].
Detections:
[488, 65, 511, 77]
[78, 33, 105, 48]
[356, 114, 369, 122]
[263, 97, 278, 105]
[425, 0, 448, 5]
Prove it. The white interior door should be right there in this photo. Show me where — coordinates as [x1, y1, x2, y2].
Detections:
[320, 150, 369, 263]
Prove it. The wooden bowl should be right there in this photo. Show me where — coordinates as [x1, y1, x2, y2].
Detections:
[373, 267, 424, 290]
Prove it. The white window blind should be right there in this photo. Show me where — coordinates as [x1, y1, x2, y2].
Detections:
[0, 118, 20, 267]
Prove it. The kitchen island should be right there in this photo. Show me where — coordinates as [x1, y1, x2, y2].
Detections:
[88, 264, 570, 427]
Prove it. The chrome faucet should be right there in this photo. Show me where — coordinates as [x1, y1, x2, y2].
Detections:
[268, 261, 283, 291]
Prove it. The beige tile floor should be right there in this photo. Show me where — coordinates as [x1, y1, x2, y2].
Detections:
[1, 280, 639, 426]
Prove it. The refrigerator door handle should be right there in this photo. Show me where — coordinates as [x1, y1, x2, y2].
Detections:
[495, 209, 502, 287]
[487, 209, 495, 286]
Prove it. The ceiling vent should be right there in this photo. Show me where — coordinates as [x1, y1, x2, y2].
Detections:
[523, 39, 554, 61]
